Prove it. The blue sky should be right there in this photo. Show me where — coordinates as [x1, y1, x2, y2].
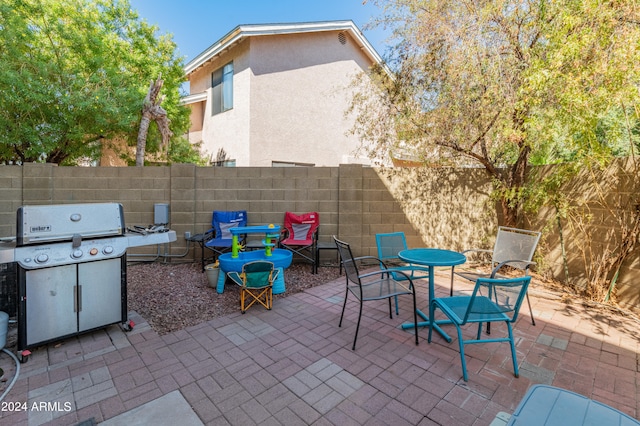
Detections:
[128, 0, 389, 64]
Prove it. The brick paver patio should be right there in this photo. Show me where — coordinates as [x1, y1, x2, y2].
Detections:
[1, 268, 638, 425]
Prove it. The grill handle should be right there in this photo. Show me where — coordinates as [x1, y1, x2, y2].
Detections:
[74, 286, 82, 312]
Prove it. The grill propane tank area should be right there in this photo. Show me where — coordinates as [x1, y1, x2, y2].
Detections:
[0, 203, 176, 361]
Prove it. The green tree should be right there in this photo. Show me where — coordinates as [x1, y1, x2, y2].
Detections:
[354, 0, 640, 226]
[0, 0, 199, 165]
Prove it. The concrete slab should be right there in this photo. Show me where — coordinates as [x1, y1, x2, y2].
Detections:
[100, 390, 203, 426]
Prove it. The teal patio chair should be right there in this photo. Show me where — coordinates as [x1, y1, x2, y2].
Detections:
[375, 232, 430, 314]
[428, 275, 531, 381]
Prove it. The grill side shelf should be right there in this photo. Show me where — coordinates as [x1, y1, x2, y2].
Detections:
[126, 230, 176, 248]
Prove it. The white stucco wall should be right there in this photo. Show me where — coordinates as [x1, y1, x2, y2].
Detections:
[248, 31, 371, 166]
[187, 30, 374, 166]
[188, 40, 252, 164]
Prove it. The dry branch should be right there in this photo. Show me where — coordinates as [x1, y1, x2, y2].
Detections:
[136, 75, 173, 166]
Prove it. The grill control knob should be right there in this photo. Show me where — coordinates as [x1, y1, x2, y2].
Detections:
[71, 249, 83, 259]
[103, 246, 114, 255]
[35, 254, 49, 264]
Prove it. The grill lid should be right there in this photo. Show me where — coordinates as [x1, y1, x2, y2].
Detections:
[17, 203, 125, 245]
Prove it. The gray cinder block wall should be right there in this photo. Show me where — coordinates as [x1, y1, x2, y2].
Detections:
[0, 161, 638, 310]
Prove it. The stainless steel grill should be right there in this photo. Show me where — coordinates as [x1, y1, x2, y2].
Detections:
[0, 203, 176, 354]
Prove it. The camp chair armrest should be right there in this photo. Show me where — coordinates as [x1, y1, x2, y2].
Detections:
[227, 271, 243, 286]
[272, 267, 281, 281]
[201, 228, 215, 242]
[490, 259, 536, 277]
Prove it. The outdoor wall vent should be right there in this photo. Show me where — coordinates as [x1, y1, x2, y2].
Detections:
[338, 32, 347, 45]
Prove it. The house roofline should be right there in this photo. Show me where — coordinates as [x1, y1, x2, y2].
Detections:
[184, 20, 383, 75]
[180, 91, 207, 105]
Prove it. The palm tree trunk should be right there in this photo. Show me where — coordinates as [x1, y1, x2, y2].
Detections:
[136, 113, 151, 166]
[136, 75, 172, 166]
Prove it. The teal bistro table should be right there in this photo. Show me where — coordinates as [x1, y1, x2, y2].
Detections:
[398, 248, 466, 342]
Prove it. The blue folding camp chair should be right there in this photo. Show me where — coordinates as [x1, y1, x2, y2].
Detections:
[203, 210, 247, 262]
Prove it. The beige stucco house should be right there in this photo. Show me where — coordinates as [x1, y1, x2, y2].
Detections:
[181, 20, 382, 167]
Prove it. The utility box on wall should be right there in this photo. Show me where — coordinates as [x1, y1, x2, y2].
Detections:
[154, 203, 170, 225]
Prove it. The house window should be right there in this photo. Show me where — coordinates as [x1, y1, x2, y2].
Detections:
[212, 159, 236, 167]
[211, 62, 233, 115]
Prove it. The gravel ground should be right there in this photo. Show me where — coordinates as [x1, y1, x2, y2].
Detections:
[127, 261, 341, 335]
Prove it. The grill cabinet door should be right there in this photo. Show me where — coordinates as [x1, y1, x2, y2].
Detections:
[26, 265, 77, 346]
[77, 258, 122, 332]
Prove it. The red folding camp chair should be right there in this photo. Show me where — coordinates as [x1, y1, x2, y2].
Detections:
[279, 212, 320, 273]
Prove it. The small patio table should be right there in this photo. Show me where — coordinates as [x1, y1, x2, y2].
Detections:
[506, 384, 640, 425]
[398, 248, 466, 342]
